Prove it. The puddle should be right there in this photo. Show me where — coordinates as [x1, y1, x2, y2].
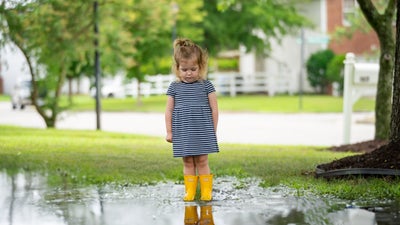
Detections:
[0, 171, 399, 225]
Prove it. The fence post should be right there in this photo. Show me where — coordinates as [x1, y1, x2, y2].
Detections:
[229, 74, 236, 97]
[343, 52, 355, 144]
[268, 74, 274, 96]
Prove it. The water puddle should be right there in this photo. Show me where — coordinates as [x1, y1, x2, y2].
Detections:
[0, 171, 399, 225]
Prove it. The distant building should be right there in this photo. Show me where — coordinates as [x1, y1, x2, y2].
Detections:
[240, 0, 379, 94]
[327, 0, 379, 55]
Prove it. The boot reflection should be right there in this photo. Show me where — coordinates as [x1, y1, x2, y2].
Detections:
[184, 205, 215, 225]
[199, 205, 214, 225]
[184, 205, 199, 225]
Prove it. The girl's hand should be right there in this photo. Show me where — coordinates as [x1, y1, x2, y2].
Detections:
[166, 133, 173, 143]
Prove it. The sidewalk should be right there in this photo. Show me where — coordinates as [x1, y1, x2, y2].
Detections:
[0, 102, 374, 146]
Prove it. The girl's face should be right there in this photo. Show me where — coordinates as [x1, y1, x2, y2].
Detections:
[178, 58, 200, 83]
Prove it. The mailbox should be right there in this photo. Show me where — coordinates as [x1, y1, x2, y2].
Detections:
[353, 63, 379, 85]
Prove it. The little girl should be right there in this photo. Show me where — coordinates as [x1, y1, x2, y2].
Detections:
[165, 38, 219, 201]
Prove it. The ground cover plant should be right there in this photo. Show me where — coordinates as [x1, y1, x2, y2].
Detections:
[1, 125, 399, 200]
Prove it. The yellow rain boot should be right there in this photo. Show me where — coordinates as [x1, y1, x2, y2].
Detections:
[183, 175, 198, 201]
[199, 174, 213, 201]
[199, 205, 214, 225]
[184, 205, 199, 225]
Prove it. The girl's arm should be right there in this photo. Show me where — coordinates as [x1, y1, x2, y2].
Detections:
[165, 96, 174, 143]
[208, 92, 219, 133]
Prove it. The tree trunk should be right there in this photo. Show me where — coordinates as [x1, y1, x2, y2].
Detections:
[390, 0, 400, 142]
[136, 80, 142, 106]
[357, 0, 396, 141]
[375, 41, 394, 140]
[68, 77, 73, 105]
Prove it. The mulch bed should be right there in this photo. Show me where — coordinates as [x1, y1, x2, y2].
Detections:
[317, 139, 400, 171]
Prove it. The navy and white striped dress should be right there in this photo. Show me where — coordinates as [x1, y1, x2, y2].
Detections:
[167, 80, 219, 157]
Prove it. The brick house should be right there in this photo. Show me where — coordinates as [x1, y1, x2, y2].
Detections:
[327, 0, 379, 55]
[239, 0, 380, 94]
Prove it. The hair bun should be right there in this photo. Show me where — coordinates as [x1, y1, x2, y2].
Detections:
[174, 38, 194, 48]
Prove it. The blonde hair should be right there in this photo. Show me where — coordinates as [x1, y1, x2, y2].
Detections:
[172, 38, 208, 80]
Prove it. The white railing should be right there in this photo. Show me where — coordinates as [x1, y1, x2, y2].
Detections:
[126, 72, 292, 97]
[208, 72, 292, 97]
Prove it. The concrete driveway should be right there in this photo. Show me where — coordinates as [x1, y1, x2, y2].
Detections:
[0, 102, 374, 146]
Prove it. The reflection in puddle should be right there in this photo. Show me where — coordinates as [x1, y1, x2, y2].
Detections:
[184, 205, 214, 225]
[0, 171, 399, 225]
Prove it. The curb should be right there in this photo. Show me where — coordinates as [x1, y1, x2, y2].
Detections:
[315, 168, 400, 178]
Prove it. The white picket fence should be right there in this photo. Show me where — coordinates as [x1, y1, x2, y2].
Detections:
[126, 72, 292, 97]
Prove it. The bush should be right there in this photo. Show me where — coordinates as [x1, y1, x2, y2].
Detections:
[306, 49, 335, 94]
[216, 58, 239, 71]
[326, 54, 346, 95]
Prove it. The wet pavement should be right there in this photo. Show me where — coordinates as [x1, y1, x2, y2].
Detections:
[1, 171, 399, 225]
[0, 102, 374, 146]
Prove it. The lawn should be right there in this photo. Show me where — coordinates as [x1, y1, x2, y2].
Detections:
[62, 94, 375, 113]
[0, 94, 375, 112]
[1, 125, 398, 200]
[0, 94, 10, 102]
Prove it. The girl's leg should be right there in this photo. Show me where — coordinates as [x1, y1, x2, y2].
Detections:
[196, 155, 213, 201]
[183, 156, 196, 175]
[182, 156, 198, 201]
[194, 155, 210, 175]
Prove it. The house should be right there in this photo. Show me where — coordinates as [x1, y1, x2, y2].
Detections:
[240, 0, 379, 95]
[327, 0, 379, 55]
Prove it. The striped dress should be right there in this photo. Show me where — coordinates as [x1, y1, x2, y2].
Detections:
[166, 80, 219, 157]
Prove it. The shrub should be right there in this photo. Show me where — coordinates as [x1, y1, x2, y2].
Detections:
[306, 49, 335, 94]
[326, 54, 346, 95]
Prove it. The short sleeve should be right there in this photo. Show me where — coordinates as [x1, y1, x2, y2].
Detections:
[204, 80, 216, 94]
[166, 82, 175, 97]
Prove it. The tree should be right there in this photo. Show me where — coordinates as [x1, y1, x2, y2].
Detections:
[202, 0, 312, 56]
[356, 0, 396, 140]
[317, 0, 400, 173]
[391, 0, 400, 143]
[0, 1, 94, 127]
[121, 0, 203, 104]
[0, 0, 137, 127]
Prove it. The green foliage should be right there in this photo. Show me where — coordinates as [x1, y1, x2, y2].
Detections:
[202, 0, 312, 55]
[140, 57, 172, 75]
[0, 1, 95, 127]
[306, 49, 335, 94]
[215, 57, 239, 71]
[326, 54, 346, 95]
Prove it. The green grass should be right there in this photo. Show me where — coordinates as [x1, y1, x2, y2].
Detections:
[62, 94, 374, 113]
[0, 94, 375, 112]
[0, 94, 10, 101]
[1, 125, 398, 200]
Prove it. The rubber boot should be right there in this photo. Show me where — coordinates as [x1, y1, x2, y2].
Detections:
[199, 205, 214, 225]
[184, 205, 199, 225]
[199, 174, 213, 201]
[183, 175, 198, 201]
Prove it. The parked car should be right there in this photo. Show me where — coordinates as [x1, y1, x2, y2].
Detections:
[90, 84, 126, 98]
[11, 80, 32, 110]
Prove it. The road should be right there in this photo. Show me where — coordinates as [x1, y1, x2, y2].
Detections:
[0, 102, 374, 146]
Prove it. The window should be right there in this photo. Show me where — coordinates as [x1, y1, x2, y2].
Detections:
[343, 0, 356, 26]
